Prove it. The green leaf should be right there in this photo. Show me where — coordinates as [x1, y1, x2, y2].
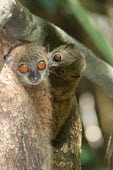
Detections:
[67, 0, 113, 67]
[37, 0, 59, 12]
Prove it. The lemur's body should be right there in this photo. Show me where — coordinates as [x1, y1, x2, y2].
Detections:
[48, 44, 86, 139]
[48, 44, 86, 169]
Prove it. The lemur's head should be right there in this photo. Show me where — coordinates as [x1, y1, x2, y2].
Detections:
[5, 43, 49, 85]
[48, 44, 86, 81]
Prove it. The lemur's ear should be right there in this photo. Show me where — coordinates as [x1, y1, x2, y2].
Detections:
[4, 55, 15, 69]
[65, 44, 75, 49]
[44, 44, 49, 53]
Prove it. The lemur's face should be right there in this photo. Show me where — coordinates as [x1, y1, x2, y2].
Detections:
[5, 43, 49, 85]
[48, 44, 86, 80]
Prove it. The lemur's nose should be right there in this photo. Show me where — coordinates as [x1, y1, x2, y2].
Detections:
[33, 71, 40, 81]
[34, 76, 38, 80]
[48, 61, 58, 68]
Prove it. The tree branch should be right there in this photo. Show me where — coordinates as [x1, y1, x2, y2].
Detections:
[0, 0, 15, 28]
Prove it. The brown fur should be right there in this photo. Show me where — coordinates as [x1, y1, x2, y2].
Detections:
[48, 44, 86, 139]
[5, 43, 86, 141]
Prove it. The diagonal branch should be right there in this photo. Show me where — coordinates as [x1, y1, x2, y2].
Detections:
[0, 0, 113, 97]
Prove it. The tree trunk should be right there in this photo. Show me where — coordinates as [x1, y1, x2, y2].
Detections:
[53, 100, 82, 170]
[0, 28, 82, 169]
[0, 64, 52, 170]
[0, 29, 53, 170]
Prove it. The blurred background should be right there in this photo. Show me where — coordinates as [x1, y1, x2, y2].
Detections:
[19, 0, 113, 169]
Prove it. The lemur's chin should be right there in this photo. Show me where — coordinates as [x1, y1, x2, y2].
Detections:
[30, 80, 41, 85]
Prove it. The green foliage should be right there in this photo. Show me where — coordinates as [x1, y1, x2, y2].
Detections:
[37, 0, 59, 12]
[24, 0, 60, 12]
[81, 145, 98, 170]
[24, 0, 37, 9]
[67, 0, 113, 67]
[81, 144, 109, 170]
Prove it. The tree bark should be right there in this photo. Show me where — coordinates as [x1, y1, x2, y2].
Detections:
[53, 100, 82, 170]
[0, 29, 53, 170]
[0, 64, 52, 170]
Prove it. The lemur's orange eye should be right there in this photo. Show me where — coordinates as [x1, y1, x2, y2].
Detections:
[37, 60, 46, 70]
[54, 54, 61, 62]
[19, 64, 29, 73]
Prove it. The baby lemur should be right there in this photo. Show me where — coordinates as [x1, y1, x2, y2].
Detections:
[5, 43, 86, 141]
